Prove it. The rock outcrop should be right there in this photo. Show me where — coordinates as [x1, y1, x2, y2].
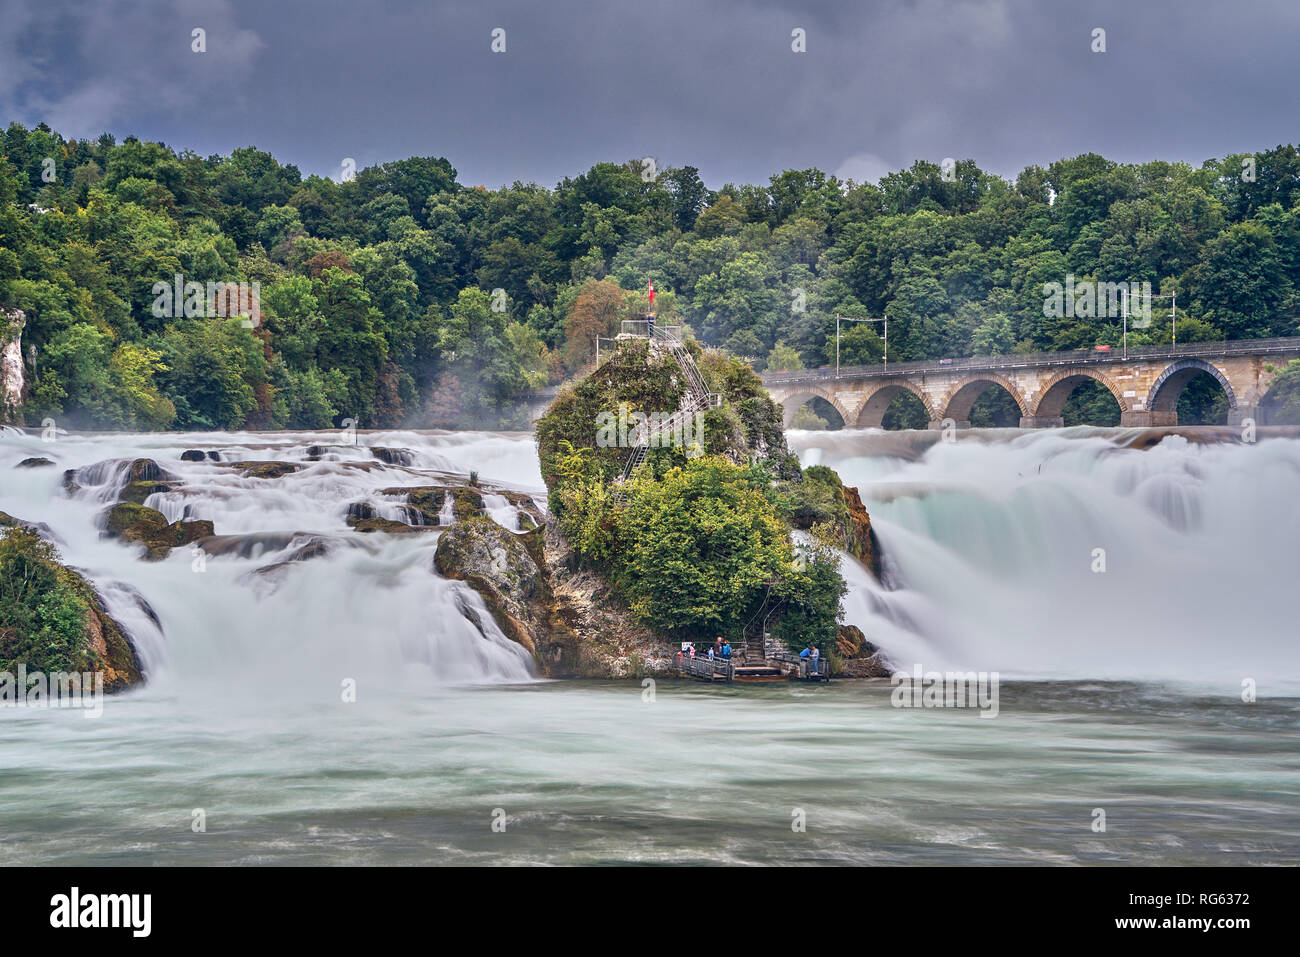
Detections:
[835, 623, 893, 677]
[101, 503, 214, 561]
[227, 461, 302, 479]
[367, 485, 545, 529]
[0, 520, 145, 691]
[433, 515, 675, 677]
[370, 446, 414, 466]
[1, 307, 24, 424]
[434, 516, 550, 654]
[842, 483, 880, 576]
[117, 458, 181, 506]
[62, 571, 147, 691]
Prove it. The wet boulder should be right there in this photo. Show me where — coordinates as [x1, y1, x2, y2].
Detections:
[346, 501, 377, 523]
[370, 447, 414, 466]
[118, 480, 179, 506]
[836, 624, 892, 677]
[228, 461, 302, 479]
[102, 503, 214, 561]
[377, 486, 491, 524]
[126, 459, 178, 484]
[15, 456, 54, 469]
[434, 516, 548, 653]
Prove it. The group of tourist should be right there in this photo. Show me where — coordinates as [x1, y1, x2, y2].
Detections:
[677, 638, 823, 674]
[681, 638, 732, 661]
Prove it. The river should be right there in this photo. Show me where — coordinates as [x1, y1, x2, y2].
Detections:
[0, 425, 1297, 864]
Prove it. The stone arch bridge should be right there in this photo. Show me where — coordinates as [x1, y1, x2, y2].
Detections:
[762, 337, 1300, 429]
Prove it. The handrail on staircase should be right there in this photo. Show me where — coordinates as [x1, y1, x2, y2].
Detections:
[615, 323, 715, 483]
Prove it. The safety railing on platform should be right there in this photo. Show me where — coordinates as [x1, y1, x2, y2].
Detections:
[620, 319, 682, 339]
[675, 653, 735, 681]
[770, 649, 830, 679]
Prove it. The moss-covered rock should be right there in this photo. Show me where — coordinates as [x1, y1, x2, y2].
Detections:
[536, 340, 690, 489]
[232, 461, 301, 479]
[781, 464, 878, 574]
[229, 461, 302, 479]
[400, 487, 445, 523]
[118, 480, 178, 506]
[451, 487, 484, 521]
[378, 487, 450, 525]
[102, 503, 214, 561]
[842, 483, 879, 575]
[0, 526, 145, 691]
[374, 485, 543, 528]
[126, 459, 177, 484]
[531, 334, 876, 675]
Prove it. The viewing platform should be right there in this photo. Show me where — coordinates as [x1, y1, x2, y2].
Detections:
[671, 638, 830, 683]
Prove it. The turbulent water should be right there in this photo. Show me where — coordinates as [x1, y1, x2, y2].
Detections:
[0, 425, 1297, 864]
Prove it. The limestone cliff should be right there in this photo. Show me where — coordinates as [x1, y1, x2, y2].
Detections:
[1, 307, 24, 424]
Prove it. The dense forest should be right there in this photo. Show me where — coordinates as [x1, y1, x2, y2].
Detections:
[2, 121, 1299, 431]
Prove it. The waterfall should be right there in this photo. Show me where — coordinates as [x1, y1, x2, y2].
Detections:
[0, 429, 547, 692]
[793, 427, 1300, 687]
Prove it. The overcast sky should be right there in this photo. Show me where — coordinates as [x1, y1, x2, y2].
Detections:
[2, 0, 1297, 190]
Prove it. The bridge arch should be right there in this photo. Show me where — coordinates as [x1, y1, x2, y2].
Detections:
[855, 381, 936, 428]
[777, 387, 849, 429]
[1145, 358, 1237, 419]
[940, 375, 1028, 425]
[1032, 369, 1130, 425]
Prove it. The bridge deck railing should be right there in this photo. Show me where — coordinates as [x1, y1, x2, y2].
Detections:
[761, 336, 1300, 385]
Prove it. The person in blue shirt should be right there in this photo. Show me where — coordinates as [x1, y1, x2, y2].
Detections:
[721, 640, 731, 660]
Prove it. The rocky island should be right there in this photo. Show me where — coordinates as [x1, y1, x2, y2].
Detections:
[434, 329, 889, 678]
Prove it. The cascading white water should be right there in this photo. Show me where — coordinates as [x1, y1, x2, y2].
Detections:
[0, 429, 548, 693]
[2, 424, 1297, 866]
[481, 493, 519, 531]
[790, 427, 1300, 689]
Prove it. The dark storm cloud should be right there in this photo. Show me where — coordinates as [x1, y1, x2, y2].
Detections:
[2, 0, 1297, 188]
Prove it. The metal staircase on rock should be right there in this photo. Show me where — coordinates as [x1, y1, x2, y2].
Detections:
[616, 326, 717, 485]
